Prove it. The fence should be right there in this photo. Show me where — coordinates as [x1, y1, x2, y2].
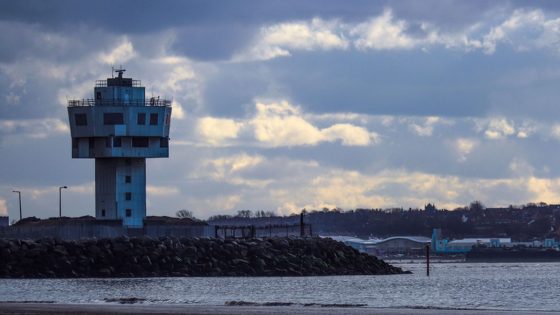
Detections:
[214, 223, 312, 239]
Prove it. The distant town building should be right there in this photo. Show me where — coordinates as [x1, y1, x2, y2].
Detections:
[0, 216, 8, 227]
[328, 235, 431, 256]
[431, 228, 557, 253]
[67, 68, 172, 228]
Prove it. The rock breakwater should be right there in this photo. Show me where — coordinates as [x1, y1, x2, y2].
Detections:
[0, 237, 408, 278]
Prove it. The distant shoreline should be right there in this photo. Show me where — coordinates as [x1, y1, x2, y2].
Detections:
[0, 303, 558, 315]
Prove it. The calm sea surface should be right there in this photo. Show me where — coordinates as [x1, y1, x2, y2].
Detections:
[1, 262, 559, 311]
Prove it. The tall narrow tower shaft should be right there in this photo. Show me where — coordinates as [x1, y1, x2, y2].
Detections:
[67, 69, 172, 228]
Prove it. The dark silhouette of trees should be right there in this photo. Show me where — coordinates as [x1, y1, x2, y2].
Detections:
[469, 200, 485, 212]
[206, 201, 560, 241]
[176, 209, 196, 220]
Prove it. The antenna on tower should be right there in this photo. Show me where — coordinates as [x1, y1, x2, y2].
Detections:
[111, 65, 114, 78]
[114, 65, 126, 79]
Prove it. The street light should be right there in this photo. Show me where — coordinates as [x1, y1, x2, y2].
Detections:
[12, 190, 21, 221]
[59, 186, 67, 218]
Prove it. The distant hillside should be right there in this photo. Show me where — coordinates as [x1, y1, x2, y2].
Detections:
[207, 203, 560, 241]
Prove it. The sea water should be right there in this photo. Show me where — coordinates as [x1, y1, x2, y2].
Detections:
[0, 262, 559, 311]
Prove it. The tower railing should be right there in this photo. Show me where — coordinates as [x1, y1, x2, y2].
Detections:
[68, 98, 171, 107]
[95, 80, 141, 87]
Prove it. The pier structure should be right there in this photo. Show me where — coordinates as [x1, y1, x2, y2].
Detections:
[67, 68, 172, 228]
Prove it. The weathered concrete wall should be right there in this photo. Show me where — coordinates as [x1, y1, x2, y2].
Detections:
[0, 221, 125, 240]
[0, 221, 212, 240]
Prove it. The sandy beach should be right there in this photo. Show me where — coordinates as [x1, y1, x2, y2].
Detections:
[0, 303, 559, 315]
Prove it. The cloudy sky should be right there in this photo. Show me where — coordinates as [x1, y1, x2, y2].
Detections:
[2, 0, 560, 219]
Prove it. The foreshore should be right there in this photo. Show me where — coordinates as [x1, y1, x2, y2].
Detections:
[0, 303, 558, 315]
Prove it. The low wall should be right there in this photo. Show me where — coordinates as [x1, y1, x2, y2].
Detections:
[0, 220, 213, 240]
[0, 221, 125, 240]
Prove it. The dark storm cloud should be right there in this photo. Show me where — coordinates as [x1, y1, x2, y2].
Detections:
[0, 0, 379, 61]
[1, 0, 532, 61]
[0, 0, 384, 30]
[2, 0, 557, 63]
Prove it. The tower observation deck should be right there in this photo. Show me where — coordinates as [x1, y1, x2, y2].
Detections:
[67, 69, 172, 228]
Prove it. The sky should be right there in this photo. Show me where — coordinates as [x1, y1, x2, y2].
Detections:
[2, 0, 560, 220]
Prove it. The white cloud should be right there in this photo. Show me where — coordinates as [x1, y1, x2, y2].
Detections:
[409, 116, 444, 137]
[381, 116, 395, 127]
[351, 9, 416, 50]
[269, 167, 560, 214]
[482, 118, 515, 139]
[204, 153, 264, 180]
[205, 155, 271, 187]
[234, 8, 560, 61]
[480, 10, 560, 54]
[0, 199, 7, 216]
[509, 158, 534, 177]
[251, 101, 324, 146]
[147, 185, 180, 196]
[264, 18, 348, 50]
[5, 92, 21, 105]
[271, 169, 466, 212]
[551, 124, 560, 140]
[196, 117, 242, 146]
[516, 121, 536, 139]
[162, 65, 196, 93]
[0, 118, 69, 139]
[455, 138, 478, 162]
[322, 123, 378, 146]
[171, 100, 185, 119]
[351, 8, 560, 54]
[68, 182, 94, 195]
[188, 194, 242, 213]
[234, 18, 348, 61]
[98, 38, 136, 64]
[250, 101, 378, 147]
[147, 51, 204, 113]
[526, 177, 560, 203]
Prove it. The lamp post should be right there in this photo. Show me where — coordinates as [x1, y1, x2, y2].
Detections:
[12, 190, 21, 221]
[59, 186, 67, 218]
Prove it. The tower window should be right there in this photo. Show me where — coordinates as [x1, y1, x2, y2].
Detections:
[125, 175, 131, 183]
[125, 192, 132, 200]
[126, 209, 132, 217]
[101, 209, 106, 217]
[106, 137, 112, 148]
[96, 92, 102, 100]
[160, 137, 169, 148]
[75, 114, 87, 126]
[149, 113, 158, 125]
[72, 138, 78, 149]
[113, 137, 122, 147]
[103, 113, 124, 125]
[125, 158, 131, 166]
[137, 113, 146, 125]
[88, 138, 95, 149]
[132, 137, 149, 147]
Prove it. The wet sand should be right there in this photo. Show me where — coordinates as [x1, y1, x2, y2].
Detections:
[0, 303, 559, 315]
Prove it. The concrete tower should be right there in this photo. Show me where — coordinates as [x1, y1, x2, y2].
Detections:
[67, 69, 171, 228]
